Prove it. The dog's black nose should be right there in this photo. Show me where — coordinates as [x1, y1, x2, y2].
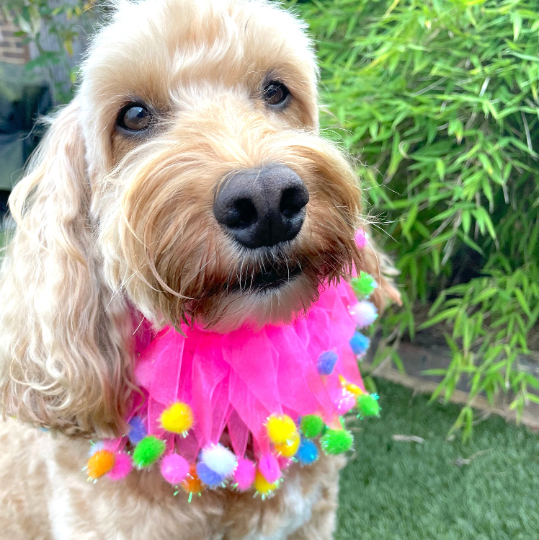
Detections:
[213, 164, 309, 249]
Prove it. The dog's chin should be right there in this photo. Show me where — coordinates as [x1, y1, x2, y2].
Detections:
[195, 269, 320, 333]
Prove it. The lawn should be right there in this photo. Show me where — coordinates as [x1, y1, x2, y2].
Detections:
[337, 379, 539, 540]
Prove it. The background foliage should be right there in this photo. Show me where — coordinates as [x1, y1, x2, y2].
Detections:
[4, 0, 539, 438]
[288, 0, 539, 438]
[1, 0, 98, 103]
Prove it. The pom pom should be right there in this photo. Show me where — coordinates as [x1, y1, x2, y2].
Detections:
[160, 402, 194, 435]
[274, 431, 300, 457]
[335, 391, 357, 415]
[133, 436, 166, 468]
[266, 414, 297, 445]
[88, 441, 104, 456]
[357, 393, 381, 418]
[107, 453, 133, 481]
[182, 463, 203, 496]
[355, 228, 367, 249]
[128, 416, 147, 445]
[196, 462, 225, 487]
[161, 453, 189, 485]
[258, 452, 281, 484]
[296, 439, 319, 466]
[199, 444, 237, 478]
[320, 428, 354, 455]
[351, 272, 377, 299]
[349, 332, 370, 356]
[254, 470, 278, 497]
[316, 351, 338, 376]
[277, 455, 292, 470]
[300, 415, 324, 439]
[234, 458, 256, 491]
[87, 449, 115, 480]
[349, 301, 377, 328]
[339, 375, 364, 397]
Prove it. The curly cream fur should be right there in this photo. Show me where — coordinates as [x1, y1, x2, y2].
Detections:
[0, 0, 399, 537]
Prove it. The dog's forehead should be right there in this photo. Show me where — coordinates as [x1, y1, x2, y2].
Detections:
[82, 0, 317, 108]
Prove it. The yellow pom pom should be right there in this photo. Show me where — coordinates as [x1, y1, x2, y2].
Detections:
[254, 470, 278, 496]
[339, 375, 364, 397]
[160, 402, 194, 435]
[266, 414, 297, 445]
[274, 431, 300, 457]
[87, 450, 115, 480]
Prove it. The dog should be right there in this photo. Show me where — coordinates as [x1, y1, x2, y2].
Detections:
[0, 1, 399, 538]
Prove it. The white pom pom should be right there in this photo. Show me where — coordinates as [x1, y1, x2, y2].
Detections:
[88, 441, 104, 457]
[200, 444, 238, 478]
[349, 301, 378, 328]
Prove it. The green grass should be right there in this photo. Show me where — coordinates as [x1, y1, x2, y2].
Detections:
[337, 379, 539, 540]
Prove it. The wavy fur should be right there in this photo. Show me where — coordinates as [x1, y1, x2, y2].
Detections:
[0, 0, 399, 537]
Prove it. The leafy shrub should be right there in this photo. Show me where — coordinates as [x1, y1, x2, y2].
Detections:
[5, 0, 538, 437]
[1, 0, 99, 103]
[290, 0, 539, 438]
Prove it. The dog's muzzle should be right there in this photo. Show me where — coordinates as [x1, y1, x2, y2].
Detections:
[213, 164, 309, 249]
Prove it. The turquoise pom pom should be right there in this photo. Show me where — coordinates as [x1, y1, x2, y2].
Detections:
[296, 438, 319, 465]
[349, 332, 370, 356]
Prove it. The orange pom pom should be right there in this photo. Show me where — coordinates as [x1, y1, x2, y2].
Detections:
[181, 463, 203, 497]
[87, 449, 115, 480]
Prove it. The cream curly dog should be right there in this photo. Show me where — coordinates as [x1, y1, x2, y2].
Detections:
[0, 1, 398, 538]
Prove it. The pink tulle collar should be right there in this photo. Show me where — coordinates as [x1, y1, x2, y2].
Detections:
[85, 232, 378, 499]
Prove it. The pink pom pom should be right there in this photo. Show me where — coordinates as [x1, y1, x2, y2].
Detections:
[258, 453, 281, 484]
[336, 391, 357, 415]
[234, 458, 256, 491]
[355, 229, 367, 249]
[349, 301, 377, 328]
[277, 455, 292, 470]
[160, 453, 190, 485]
[106, 453, 133, 481]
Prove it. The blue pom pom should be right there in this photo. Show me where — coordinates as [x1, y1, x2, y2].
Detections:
[317, 351, 338, 375]
[196, 462, 226, 487]
[128, 416, 147, 444]
[349, 332, 370, 356]
[296, 438, 319, 465]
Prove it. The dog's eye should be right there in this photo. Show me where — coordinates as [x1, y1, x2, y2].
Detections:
[117, 103, 152, 132]
[263, 81, 290, 107]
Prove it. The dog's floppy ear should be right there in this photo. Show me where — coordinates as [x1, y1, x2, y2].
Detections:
[0, 99, 132, 437]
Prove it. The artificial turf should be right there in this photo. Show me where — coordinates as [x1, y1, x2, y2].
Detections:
[336, 379, 539, 540]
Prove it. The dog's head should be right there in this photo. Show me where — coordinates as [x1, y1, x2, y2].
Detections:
[1, 0, 396, 435]
[81, 0, 363, 330]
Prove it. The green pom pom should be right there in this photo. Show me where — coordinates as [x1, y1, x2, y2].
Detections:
[351, 272, 377, 299]
[133, 436, 166, 468]
[320, 429, 354, 455]
[300, 415, 324, 439]
[357, 393, 381, 418]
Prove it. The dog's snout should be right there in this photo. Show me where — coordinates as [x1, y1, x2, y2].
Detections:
[213, 165, 309, 249]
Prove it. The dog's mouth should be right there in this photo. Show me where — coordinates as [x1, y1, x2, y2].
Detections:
[231, 261, 303, 293]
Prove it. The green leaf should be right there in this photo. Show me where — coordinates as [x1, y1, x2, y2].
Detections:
[435, 159, 445, 180]
[514, 289, 532, 318]
[512, 11, 522, 41]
